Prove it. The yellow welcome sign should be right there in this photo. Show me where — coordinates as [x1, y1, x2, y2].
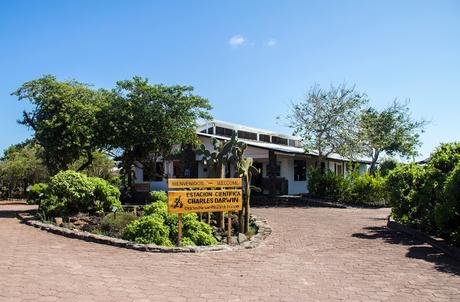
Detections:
[168, 178, 242, 189]
[168, 189, 243, 214]
[167, 178, 243, 245]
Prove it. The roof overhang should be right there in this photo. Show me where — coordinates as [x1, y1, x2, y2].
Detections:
[197, 132, 371, 164]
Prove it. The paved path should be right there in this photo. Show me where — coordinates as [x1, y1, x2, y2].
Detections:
[1, 202, 459, 302]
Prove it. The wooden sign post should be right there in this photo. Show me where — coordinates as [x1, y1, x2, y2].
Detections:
[167, 178, 243, 246]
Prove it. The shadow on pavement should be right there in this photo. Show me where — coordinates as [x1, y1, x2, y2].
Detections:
[0, 208, 35, 219]
[352, 226, 460, 276]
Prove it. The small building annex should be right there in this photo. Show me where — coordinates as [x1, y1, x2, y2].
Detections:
[133, 120, 370, 195]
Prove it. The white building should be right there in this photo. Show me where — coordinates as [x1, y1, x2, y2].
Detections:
[133, 120, 370, 195]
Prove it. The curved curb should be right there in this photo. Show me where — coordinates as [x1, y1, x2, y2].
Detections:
[17, 212, 271, 253]
[387, 217, 460, 262]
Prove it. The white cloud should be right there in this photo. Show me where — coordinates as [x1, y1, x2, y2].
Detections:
[228, 35, 246, 47]
[267, 38, 277, 47]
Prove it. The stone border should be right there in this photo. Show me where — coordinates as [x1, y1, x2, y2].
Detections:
[387, 217, 460, 262]
[17, 212, 271, 253]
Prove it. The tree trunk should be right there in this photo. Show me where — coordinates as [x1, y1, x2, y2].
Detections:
[238, 210, 244, 233]
[216, 163, 225, 229]
[76, 150, 94, 172]
[369, 150, 380, 174]
[239, 175, 247, 233]
[244, 175, 251, 234]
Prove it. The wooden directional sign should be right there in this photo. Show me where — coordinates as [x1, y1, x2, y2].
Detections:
[168, 189, 243, 214]
[167, 178, 242, 189]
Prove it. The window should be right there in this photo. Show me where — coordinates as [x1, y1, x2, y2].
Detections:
[320, 162, 326, 174]
[237, 130, 257, 140]
[288, 140, 296, 147]
[143, 162, 164, 181]
[259, 134, 271, 142]
[294, 160, 306, 181]
[267, 161, 281, 177]
[276, 162, 281, 176]
[207, 127, 214, 134]
[215, 126, 233, 137]
[272, 136, 288, 145]
[336, 163, 343, 176]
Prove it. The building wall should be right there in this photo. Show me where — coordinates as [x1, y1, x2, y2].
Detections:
[133, 135, 369, 195]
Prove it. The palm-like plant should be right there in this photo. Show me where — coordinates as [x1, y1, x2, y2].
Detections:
[236, 157, 260, 233]
[197, 132, 245, 228]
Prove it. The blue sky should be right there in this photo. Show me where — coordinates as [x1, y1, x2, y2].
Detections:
[1, 1, 459, 160]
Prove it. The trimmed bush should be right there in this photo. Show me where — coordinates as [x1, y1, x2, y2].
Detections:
[434, 163, 460, 244]
[308, 168, 347, 200]
[385, 143, 460, 246]
[343, 173, 385, 205]
[27, 183, 48, 205]
[385, 164, 425, 225]
[38, 170, 121, 217]
[89, 177, 122, 213]
[101, 212, 137, 238]
[141, 196, 218, 246]
[182, 217, 217, 246]
[44, 170, 95, 216]
[146, 190, 168, 203]
[180, 237, 196, 247]
[122, 215, 172, 246]
[445, 163, 460, 203]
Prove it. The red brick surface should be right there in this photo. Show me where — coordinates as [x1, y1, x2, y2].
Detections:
[1, 203, 459, 301]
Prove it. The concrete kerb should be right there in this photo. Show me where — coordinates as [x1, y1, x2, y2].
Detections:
[17, 212, 271, 253]
[387, 217, 460, 262]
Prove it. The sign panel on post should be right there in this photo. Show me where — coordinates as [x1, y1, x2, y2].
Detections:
[168, 189, 243, 214]
[168, 178, 242, 189]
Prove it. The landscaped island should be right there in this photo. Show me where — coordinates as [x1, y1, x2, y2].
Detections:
[28, 170, 258, 247]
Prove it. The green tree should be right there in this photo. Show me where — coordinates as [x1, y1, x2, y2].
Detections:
[0, 142, 48, 197]
[359, 101, 427, 173]
[12, 75, 108, 174]
[69, 151, 118, 184]
[378, 159, 399, 177]
[285, 83, 368, 165]
[99, 77, 211, 186]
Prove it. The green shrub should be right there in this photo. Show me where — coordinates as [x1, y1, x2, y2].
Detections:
[343, 173, 385, 205]
[43, 170, 95, 216]
[38, 170, 121, 217]
[39, 195, 65, 218]
[378, 159, 398, 177]
[308, 168, 347, 200]
[180, 237, 196, 247]
[384, 142, 460, 246]
[433, 163, 460, 243]
[146, 190, 168, 203]
[385, 164, 425, 224]
[100, 212, 137, 238]
[27, 183, 48, 205]
[143, 199, 217, 246]
[182, 217, 217, 246]
[144, 198, 168, 216]
[122, 215, 172, 246]
[89, 177, 122, 213]
[428, 143, 460, 176]
[445, 163, 460, 203]
[434, 200, 458, 235]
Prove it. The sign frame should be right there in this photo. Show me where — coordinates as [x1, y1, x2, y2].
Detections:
[167, 178, 243, 246]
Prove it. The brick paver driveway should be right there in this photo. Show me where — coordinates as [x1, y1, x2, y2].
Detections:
[1, 202, 459, 302]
